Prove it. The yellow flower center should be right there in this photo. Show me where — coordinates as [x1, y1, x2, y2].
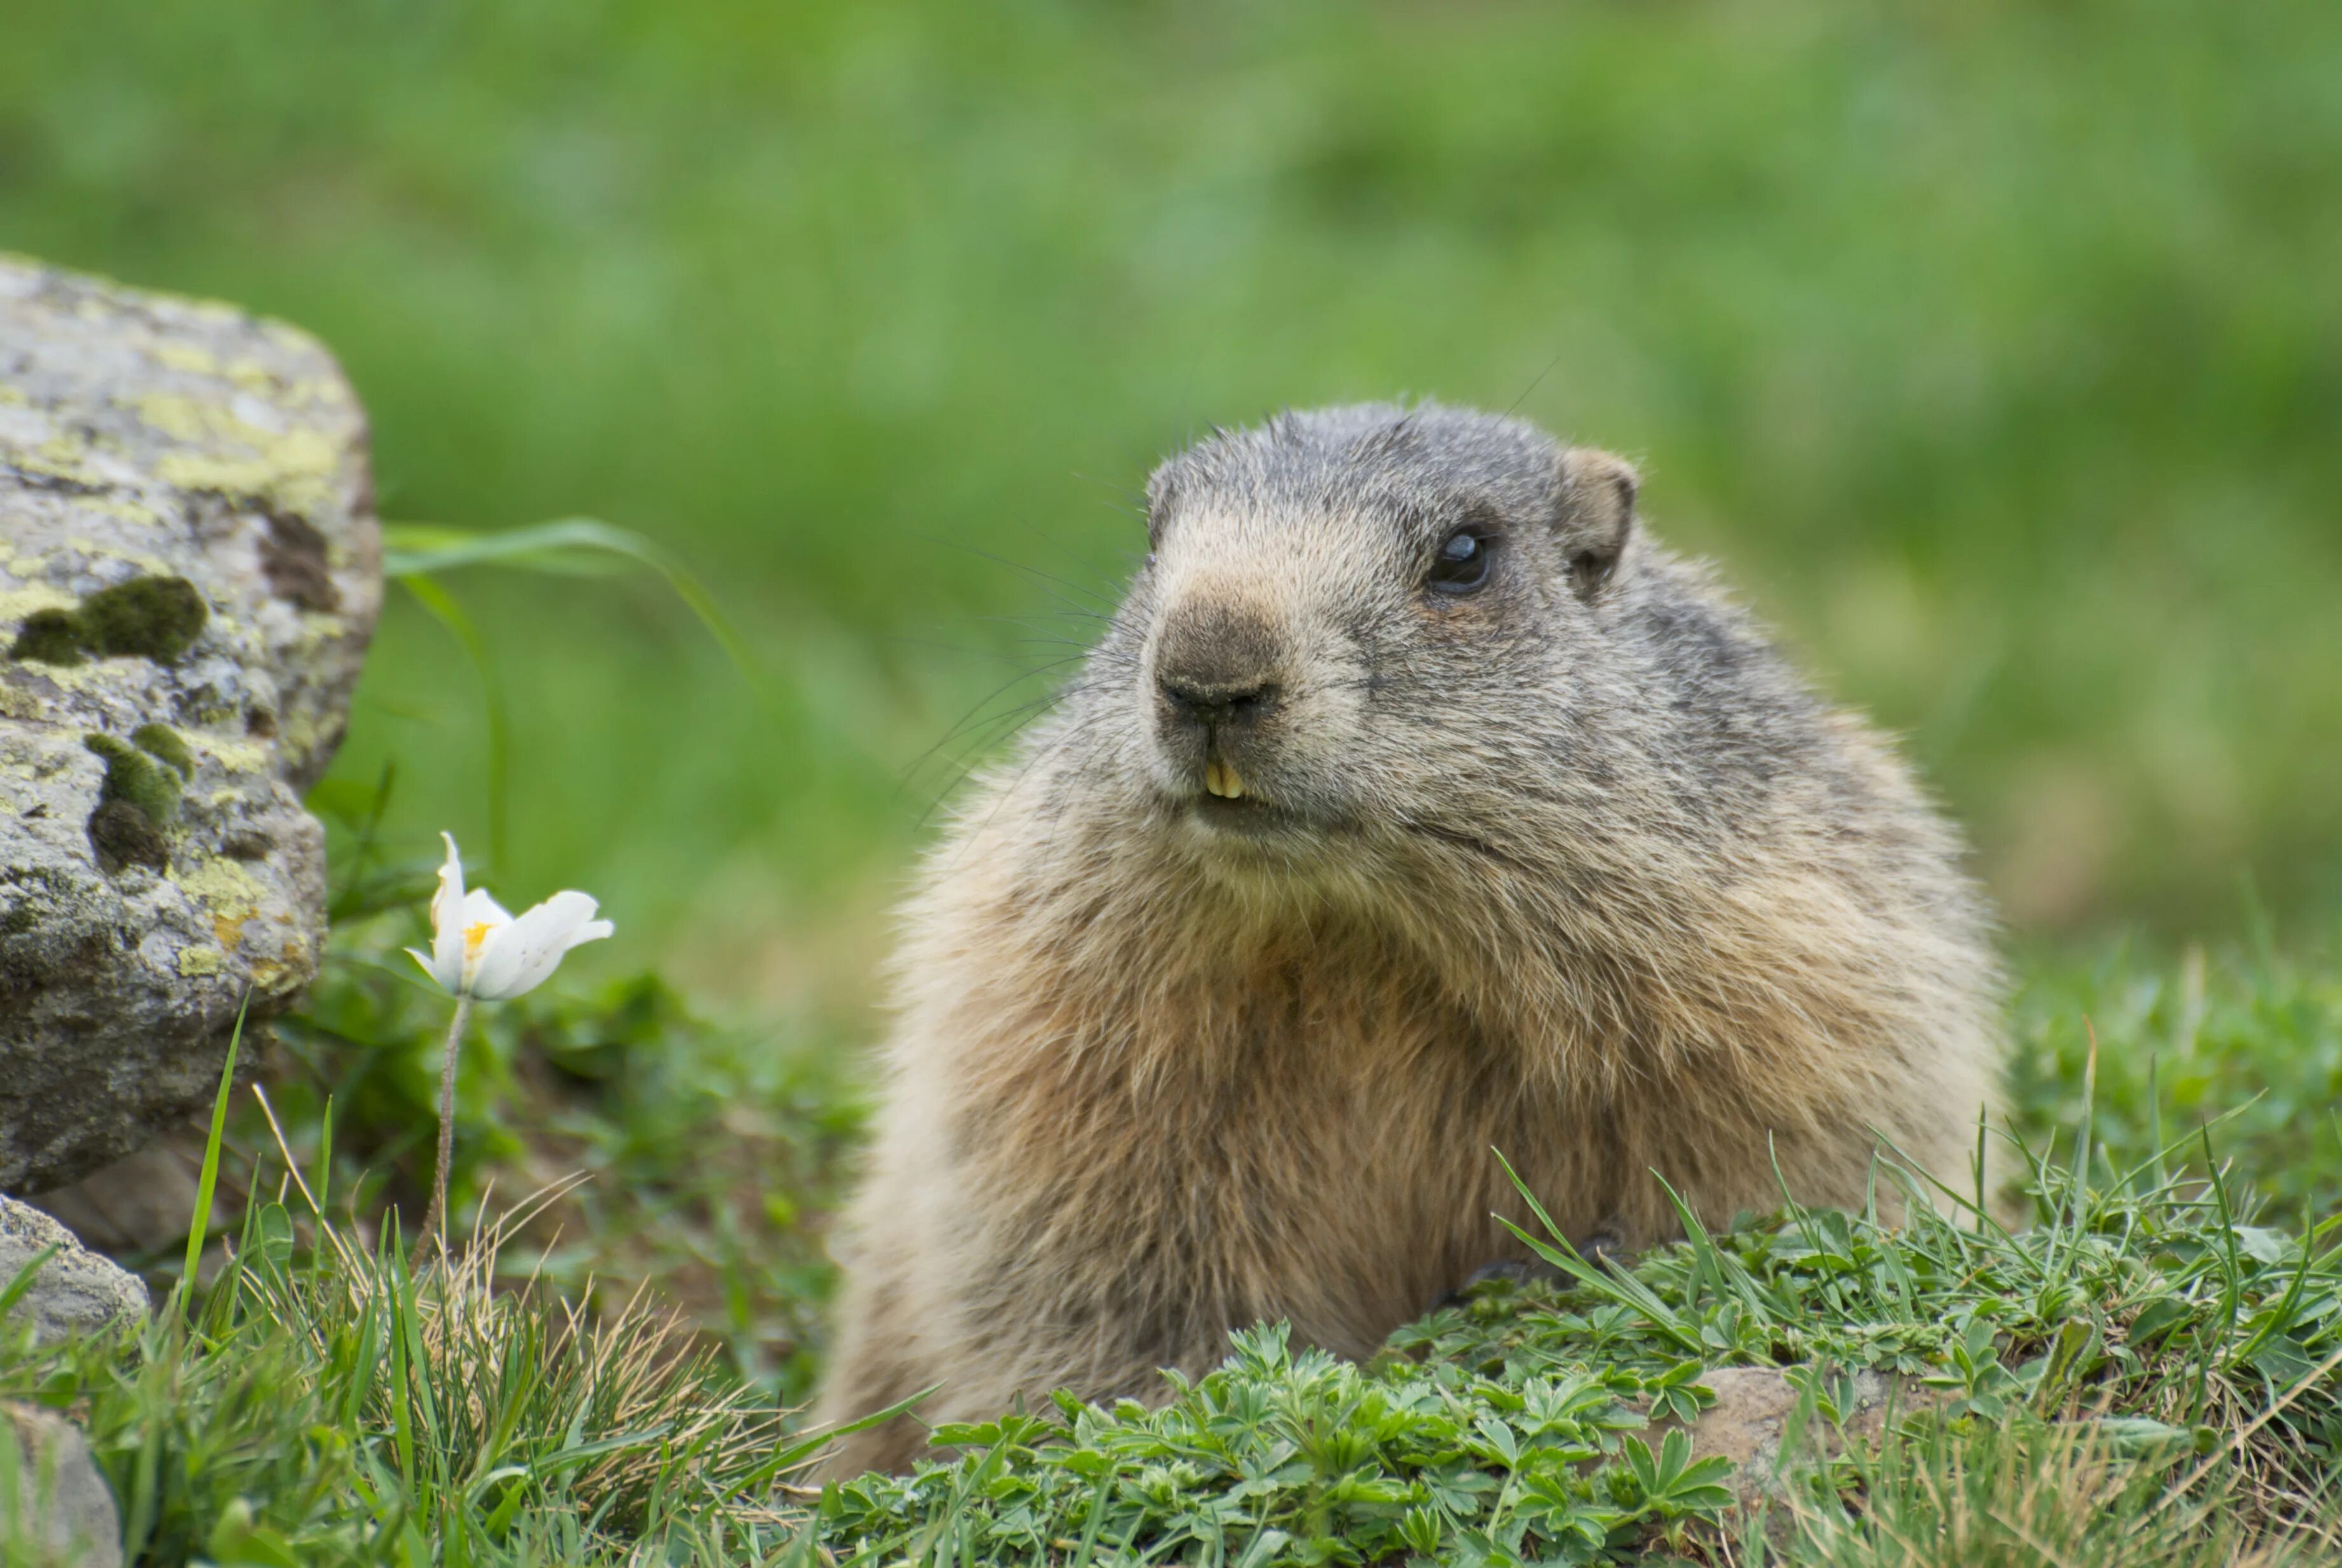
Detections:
[464, 921, 495, 960]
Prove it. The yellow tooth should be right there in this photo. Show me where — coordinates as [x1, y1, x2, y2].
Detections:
[1206, 758, 1246, 800]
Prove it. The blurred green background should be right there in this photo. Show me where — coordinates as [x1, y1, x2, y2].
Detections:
[6, 0, 2339, 1025]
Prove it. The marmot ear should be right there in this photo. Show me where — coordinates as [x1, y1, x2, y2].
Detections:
[1555, 447, 1638, 601]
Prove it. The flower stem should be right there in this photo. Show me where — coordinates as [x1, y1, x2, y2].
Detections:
[412, 991, 473, 1270]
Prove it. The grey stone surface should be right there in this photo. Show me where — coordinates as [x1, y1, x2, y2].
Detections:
[30, 1135, 204, 1257]
[0, 1196, 150, 1344]
[0, 253, 379, 1193]
[1655, 1365, 1945, 1511]
[3, 1401, 124, 1568]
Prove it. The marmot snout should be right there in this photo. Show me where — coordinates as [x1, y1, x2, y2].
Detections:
[814, 402, 2002, 1476]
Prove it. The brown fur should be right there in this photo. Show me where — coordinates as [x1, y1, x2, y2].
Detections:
[812, 404, 2001, 1476]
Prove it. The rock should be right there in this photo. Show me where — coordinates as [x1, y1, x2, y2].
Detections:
[29, 1135, 205, 1257]
[1661, 1365, 1947, 1511]
[3, 1401, 125, 1568]
[0, 1196, 150, 1344]
[0, 254, 379, 1194]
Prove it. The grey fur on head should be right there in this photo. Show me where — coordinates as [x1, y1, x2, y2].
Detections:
[1080, 403, 1852, 894]
[813, 402, 2003, 1479]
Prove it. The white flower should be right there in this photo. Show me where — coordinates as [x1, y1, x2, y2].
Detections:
[405, 833, 613, 1000]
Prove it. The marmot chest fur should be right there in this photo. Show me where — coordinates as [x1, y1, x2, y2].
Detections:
[814, 403, 2001, 1476]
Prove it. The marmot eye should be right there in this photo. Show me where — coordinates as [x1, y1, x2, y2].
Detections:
[1427, 528, 1493, 594]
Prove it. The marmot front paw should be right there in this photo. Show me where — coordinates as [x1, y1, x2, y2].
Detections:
[1435, 1227, 1628, 1310]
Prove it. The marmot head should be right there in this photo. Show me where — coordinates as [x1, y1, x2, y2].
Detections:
[1073, 403, 1645, 878]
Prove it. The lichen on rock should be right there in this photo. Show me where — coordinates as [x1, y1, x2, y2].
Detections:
[0, 254, 381, 1194]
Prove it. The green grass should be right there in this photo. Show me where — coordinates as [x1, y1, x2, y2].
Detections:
[11, 924, 2342, 1565]
[4, 0, 2339, 993]
[4, 1199, 816, 1565]
[2010, 926, 2342, 1220]
[249, 911, 862, 1407]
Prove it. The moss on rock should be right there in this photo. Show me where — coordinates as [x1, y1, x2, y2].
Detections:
[84, 733, 180, 826]
[78, 575, 208, 662]
[8, 608, 88, 664]
[86, 798, 168, 874]
[7, 575, 209, 666]
[129, 723, 194, 779]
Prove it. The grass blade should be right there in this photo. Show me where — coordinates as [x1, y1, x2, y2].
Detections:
[182, 989, 251, 1318]
[383, 517, 764, 693]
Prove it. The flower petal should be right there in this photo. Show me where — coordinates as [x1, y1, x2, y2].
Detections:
[405, 946, 446, 990]
[452, 887, 514, 992]
[466, 890, 608, 1000]
[426, 833, 466, 993]
[460, 887, 514, 928]
[563, 919, 615, 953]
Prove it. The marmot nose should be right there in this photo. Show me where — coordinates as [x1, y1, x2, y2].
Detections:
[1152, 597, 1284, 732]
[1157, 675, 1278, 729]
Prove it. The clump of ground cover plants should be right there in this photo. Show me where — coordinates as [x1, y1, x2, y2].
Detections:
[6, 913, 2341, 1564]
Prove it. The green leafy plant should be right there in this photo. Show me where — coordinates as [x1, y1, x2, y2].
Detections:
[1609, 1429, 1735, 1520]
[805, 1108, 2342, 1565]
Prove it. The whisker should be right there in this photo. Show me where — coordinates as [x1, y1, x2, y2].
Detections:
[897, 657, 1096, 793]
[907, 531, 1122, 615]
[1505, 348, 1568, 418]
[912, 707, 1069, 829]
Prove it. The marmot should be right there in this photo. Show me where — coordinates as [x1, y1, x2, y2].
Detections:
[814, 403, 2000, 1476]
